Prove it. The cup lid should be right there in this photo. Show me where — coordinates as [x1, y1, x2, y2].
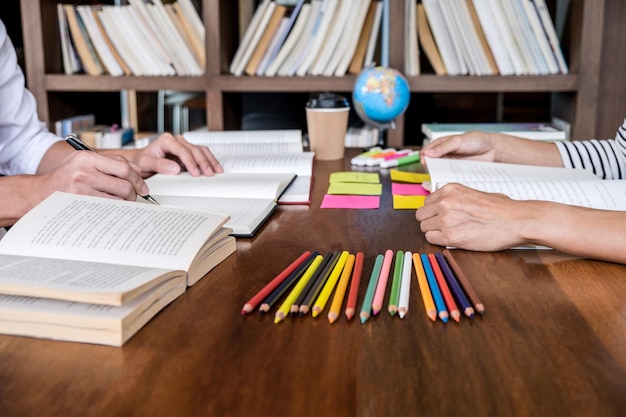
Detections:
[306, 93, 349, 109]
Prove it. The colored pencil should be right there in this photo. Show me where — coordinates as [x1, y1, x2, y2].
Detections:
[345, 252, 365, 320]
[360, 254, 384, 324]
[372, 249, 394, 315]
[420, 253, 448, 323]
[397, 251, 412, 319]
[443, 249, 485, 314]
[387, 250, 404, 316]
[435, 252, 474, 318]
[241, 250, 312, 314]
[259, 251, 318, 313]
[312, 251, 349, 317]
[328, 253, 355, 323]
[428, 253, 460, 322]
[274, 254, 324, 324]
[299, 251, 340, 315]
[292, 251, 333, 315]
[412, 254, 437, 321]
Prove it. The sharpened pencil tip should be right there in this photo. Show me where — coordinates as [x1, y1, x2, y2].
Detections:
[451, 311, 461, 322]
[328, 312, 338, 323]
[274, 312, 285, 324]
[360, 313, 369, 324]
[439, 312, 449, 323]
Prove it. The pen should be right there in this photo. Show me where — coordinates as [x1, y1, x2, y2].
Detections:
[379, 151, 420, 169]
[65, 134, 160, 205]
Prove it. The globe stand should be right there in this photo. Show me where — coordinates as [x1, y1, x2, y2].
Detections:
[354, 103, 395, 148]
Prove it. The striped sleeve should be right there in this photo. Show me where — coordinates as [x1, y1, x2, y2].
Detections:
[555, 118, 626, 179]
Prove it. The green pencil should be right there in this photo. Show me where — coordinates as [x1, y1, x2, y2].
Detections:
[359, 254, 384, 324]
[387, 250, 404, 316]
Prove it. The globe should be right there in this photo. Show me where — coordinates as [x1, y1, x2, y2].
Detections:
[352, 66, 410, 130]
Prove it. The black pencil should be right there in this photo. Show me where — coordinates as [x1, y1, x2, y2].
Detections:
[299, 251, 340, 315]
[442, 250, 485, 314]
[291, 251, 333, 315]
[258, 251, 319, 313]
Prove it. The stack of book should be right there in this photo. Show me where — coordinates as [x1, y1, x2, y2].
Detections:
[418, 0, 568, 76]
[57, 0, 204, 76]
[230, 0, 384, 77]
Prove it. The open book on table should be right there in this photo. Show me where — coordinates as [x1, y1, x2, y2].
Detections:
[182, 129, 315, 205]
[425, 157, 626, 211]
[0, 192, 236, 346]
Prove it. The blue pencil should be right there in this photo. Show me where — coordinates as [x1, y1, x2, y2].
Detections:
[435, 252, 474, 318]
[359, 254, 384, 324]
[420, 253, 449, 323]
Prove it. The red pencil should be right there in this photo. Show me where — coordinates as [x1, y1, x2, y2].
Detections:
[344, 252, 364, 320]
[241, 251, 311, 314]
[427, 253, 460, 322]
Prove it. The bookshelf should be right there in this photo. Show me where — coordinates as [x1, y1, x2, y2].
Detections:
[20, 0, 625, 147]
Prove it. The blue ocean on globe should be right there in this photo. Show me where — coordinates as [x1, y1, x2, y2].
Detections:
[353, 66, 410, 126]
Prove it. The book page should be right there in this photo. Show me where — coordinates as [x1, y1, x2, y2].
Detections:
[0, 254, 179, 305]
[155, 195, 276, 236]
[0, 192, 229, 272]
[425, 157, 599, 188]
[458, 179, 626, 211]
[218, 152, 314, 176]
[147, 172, 296, 199]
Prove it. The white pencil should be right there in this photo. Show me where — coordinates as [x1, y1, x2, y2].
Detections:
[398, 251, 413, 319]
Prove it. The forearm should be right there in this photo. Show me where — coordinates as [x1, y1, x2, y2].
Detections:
[519, 201, 626, 263]
[0, 175, 43, 226]
[492, 134, 564, 167]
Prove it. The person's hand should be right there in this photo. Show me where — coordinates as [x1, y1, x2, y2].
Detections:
[40, 149, 149, 201]
[126, 132, 223, 178]
[420, 131, 501, 164]
[415, 183, 531, 251]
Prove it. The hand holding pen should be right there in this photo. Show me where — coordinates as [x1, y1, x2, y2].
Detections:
[65, 135, 159, 205]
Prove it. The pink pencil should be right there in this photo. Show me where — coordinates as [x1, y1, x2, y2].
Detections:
[372, 249, 394, 315]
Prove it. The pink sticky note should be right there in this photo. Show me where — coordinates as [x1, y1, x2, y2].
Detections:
[391, 183, 430, 196]
[321, 194, 380, 209]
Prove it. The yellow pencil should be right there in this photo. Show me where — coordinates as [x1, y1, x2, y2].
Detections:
[312, 251, 350, 318]
[274, 254, 324, 324]
[327, 253, 355, 323]
[412, 253, 437, 321]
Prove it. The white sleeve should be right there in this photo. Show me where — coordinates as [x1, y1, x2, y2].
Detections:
[0, 20, 62, 175]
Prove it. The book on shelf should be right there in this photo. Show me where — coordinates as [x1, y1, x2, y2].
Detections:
[0, 192, 236, 346]
[532, 0, 569, 74]
[170, 0, 205, 68]
[57, 3, 82, 74]
[265, 0, 312, 76]
[329, 0, 371, 77]
[422, 0, 465, 75]
[75, 5, 124, 76]
[309, 0, 353, 76]
[363, 0, 383, 68]
[404, 0, 419, 76]
[54, 114, 96, 138]
[245, 4, 288, 75]
[231, 0, 275, 76]
[421, 122, 568, 141]
[296, 0, 339, 76]
[469, 0, 514, 75]
[144, 129, 314, 237]
[416, 3, 446, 75]
[62, 4, 104, 76]
[347, 1, 379, 75]
[277, 0, 324, 76]
[424, 157, 626, 212]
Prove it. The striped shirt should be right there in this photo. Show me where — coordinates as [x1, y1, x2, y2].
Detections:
[555, 118, 626, 179]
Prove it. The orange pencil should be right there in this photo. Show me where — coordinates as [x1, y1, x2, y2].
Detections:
[428, 253, 460, 322]
[443, 249, 485, 314]
[344, 252, 364, 320]
[412, 253, 437, 321]
[328, 253, 356, 323]
[241, 251, 311, 314]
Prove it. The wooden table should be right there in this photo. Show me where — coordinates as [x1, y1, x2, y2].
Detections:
[1, 149, 625, 417]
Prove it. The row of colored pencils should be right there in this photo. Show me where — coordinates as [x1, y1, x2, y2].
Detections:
[241, 249, 483, 324]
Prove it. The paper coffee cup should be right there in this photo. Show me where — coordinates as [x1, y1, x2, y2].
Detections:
[306, 93, 350, 161]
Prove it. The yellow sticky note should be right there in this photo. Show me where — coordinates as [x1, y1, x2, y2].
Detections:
[327, 182, 383, 195]
[390, 170, 430, 183]
[329, 172, 380, 183]
[393, 195, 426, 209]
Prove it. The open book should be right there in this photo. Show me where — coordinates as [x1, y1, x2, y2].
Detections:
[425, 157, 626, 211]
[146, 129, 315, 237]
[0, 192, 236, 346]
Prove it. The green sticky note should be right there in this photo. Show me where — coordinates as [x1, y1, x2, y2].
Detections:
[327, 182, 383, 195]
[329, 172, 381, 184]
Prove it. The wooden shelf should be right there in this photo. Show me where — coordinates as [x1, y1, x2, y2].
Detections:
[20, 0, 626, 147]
